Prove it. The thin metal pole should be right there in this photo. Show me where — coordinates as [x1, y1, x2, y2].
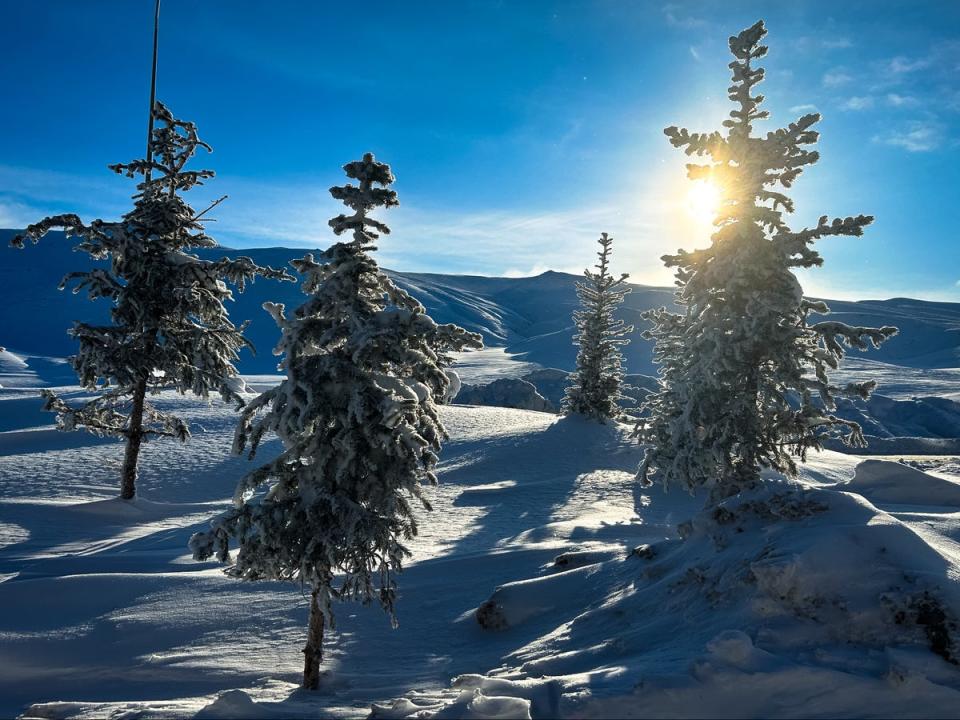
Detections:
[145, 0, 161, 181]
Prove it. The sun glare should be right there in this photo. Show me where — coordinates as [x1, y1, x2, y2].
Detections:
[686, 180, 722, 224]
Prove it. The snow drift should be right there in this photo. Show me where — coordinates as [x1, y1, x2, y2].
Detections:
[384, 461, 960, 719]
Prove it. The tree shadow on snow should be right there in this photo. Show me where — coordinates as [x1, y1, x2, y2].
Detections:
[440, 414, 641, 556]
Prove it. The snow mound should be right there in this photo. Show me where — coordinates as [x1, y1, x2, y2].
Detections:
[844, 460, 960, 507]
[410, 478, 960, 718]
[194, 689, 262, 718]
[476, 562, 606, 631]
[518, 368, 657, 411]
[373, 675, 561, 719]
[455, 378, 554, 413]
[442, 368, 462, 404]
[518, 368, 570, 408]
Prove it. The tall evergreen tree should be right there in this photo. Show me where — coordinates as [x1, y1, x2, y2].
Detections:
[562, 233, 633, 422]
[11, 102, 291, 499]
[190, 153, 483, 690]
[636, 21, 897, 502]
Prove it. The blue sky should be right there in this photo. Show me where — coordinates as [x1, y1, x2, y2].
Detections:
[2, 0, 958, 300]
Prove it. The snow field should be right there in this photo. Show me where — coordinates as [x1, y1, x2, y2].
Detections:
[2, 371, 960, 717]
[0, 389, 654, 717]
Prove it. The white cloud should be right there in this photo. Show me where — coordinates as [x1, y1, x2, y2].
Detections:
[885, 93, 919, 107]
[661, 3, 706, 29]
[0, 164, 130, 208]
[822, 69, 853, 87]
[792, 36, 854, 52]
[0, 161, 683, 284]
[947, 90, 960, 112]
[0, 164, 142, 232]
[789, 104, 819, 115]
[689, 46, 701, 61]
[821, 37, 854, 50]
[0, 164, 335, 247]
[872, 121, 943, 152]
[886, 56, 931, 74]
[381, 203, 665, 277]
[839, 96, 875, 111]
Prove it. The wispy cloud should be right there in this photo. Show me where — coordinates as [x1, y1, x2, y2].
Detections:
[840, 95, 875, 111]
[885, 56, 932, 74]
[0, 198, 47, 230]
[822, 69, 853, 88]
[791, 35, 854, 52]
[0, 164, 132, 217]
[868, 43, 960, 91]
[0, 161, 680, 284]
[872, 121, 943, 152]
[382, 202, 667, 279]
[885, 93, 920, 107]
[822, 37, 854, 50]
[789, 104, 819, 115]
[0, 164, 336, 245]
[947, 90, 960, 113]
[661, 3, 706, 29]
[0, 165, 143, 237]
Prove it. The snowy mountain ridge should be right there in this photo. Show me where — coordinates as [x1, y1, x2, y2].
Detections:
[4, 230, 960, 375]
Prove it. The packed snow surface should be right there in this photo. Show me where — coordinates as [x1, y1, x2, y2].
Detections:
[2, 347, 960, 718]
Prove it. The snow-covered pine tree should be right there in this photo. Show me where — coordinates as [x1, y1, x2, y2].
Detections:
[636, 21, 897, 502]
[189, 153, 483, 690]
[11, 102, 291, 500]
[562, 233, 633, 422]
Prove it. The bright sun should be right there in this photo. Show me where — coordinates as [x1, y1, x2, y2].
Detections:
[686, 180, 722, 224]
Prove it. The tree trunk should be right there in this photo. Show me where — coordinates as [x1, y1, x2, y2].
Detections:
[120, 377, 148, 500]
[302, 587, 325, 690]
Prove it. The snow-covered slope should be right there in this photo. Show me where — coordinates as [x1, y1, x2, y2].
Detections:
[4, 229, 959, 453]
[4, 230, 960, 375]
[2, 373, 960, 718]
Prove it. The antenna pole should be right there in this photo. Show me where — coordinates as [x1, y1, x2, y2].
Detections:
[145, 0, 161, 181]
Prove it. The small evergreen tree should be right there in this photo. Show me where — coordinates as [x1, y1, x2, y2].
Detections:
[11, 102, 291, 499]
[562, 233, 633, 422]
[636, 21, 897, 502]
[190, 153, 482, 690]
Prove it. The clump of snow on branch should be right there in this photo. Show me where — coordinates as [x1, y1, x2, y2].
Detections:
[636, 20, 898, 501]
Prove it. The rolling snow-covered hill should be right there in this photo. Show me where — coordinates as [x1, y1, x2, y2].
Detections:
[5, 230, 960, 452]
[2, 383, 960, 718]
[4, 230, 960, 375]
